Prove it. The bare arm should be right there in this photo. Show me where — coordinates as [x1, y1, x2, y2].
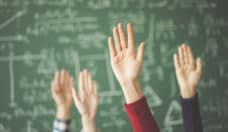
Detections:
[71, 70, 99, 132]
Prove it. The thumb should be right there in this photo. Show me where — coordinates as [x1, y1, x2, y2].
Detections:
[71, 88, 81, 107]
[136, 42, 145, 62]
[196, 57, 202, 74]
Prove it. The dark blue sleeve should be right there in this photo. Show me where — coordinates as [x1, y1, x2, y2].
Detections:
[181, 94, 203, 132]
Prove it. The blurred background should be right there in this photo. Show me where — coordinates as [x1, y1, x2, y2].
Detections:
[0, 0, 227, 131]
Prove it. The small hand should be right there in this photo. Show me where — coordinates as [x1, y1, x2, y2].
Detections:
[71, 70, 98, 132]
[51, 70, 74, 119]
[173, 44, 202, 99]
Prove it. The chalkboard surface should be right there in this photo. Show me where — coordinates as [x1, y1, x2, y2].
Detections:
[0, 0, 228, 131]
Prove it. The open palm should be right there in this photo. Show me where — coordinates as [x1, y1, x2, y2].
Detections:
[108, 23, 144, 83]
[71, 70, 98, 119]
[51, 70, 73, 109]
[173, 44, 202, 98]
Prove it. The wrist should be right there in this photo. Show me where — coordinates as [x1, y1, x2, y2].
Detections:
[180, 86, 197, 99]
[81, 116, 98, 132]
[119, 79, 144, 104]
[56, 106, 72, 120]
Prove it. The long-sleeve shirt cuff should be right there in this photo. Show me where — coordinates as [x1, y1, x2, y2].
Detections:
[53, 118, 71, 132]
[181, 93, 203, 132]
[124, 96, 160, 132]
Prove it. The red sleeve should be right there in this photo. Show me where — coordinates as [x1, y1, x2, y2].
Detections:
[124, 96, 160, 132]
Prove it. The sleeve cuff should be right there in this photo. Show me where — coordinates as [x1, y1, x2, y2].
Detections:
[53, 118, 71, 132]
[124, 96, 148, 113]
[181, 93, 199, 105]
[180, 93, 203, 132]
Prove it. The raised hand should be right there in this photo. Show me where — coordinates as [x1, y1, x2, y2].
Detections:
[51, 70, 74, 120]
[108, 23, 144, 103]
[173, 44, 202, 99]
[71, 70, 98, 132]
[108, 23, 144, 83]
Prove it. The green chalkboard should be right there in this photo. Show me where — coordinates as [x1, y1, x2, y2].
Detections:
[0, 0, 228, 131]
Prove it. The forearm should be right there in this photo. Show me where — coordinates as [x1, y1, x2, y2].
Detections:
[81, 117, 98, 132]
[56, 106, 72, 120]
[181, 93, 203, 132]
[119, 79, 144, 104]
[125, 96, 160, 132]
[53, 107, 72, 132]
[180, 86, 197, 99]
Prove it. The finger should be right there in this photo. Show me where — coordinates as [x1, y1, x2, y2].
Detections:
[127, 23, 135, 50]
[187, 46, 195, 67]
[183, 44, 189, 64]
[83, 70, 89, 94]
[79, 72, 85, 96]
[64, 71, 69, 89]
[56, 71, 61, 87]
[93, 81, 99, 110]
[108, 37, 117, 58]
[113, 27, 122, 52]
[51, 81, 56, 98]
[118, 23, 127, 49]
[196, 57, 202, 74]
[60, 69, 65, 86]
[54, 71, 58, 82]
[53, 71, 59, 87]
[173, 53, 180, 70]
[178, 45, 184, 66]
[92, 80, 98, 96]
[66, 76, 73, 95]
[51, 81, 55, 95]
[51, 80, 60, 93]
[87, 71, 93, 94]
[136, 42, 145, 62]
[71, 88, 81, 107]
[69, 77, 74, 89]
